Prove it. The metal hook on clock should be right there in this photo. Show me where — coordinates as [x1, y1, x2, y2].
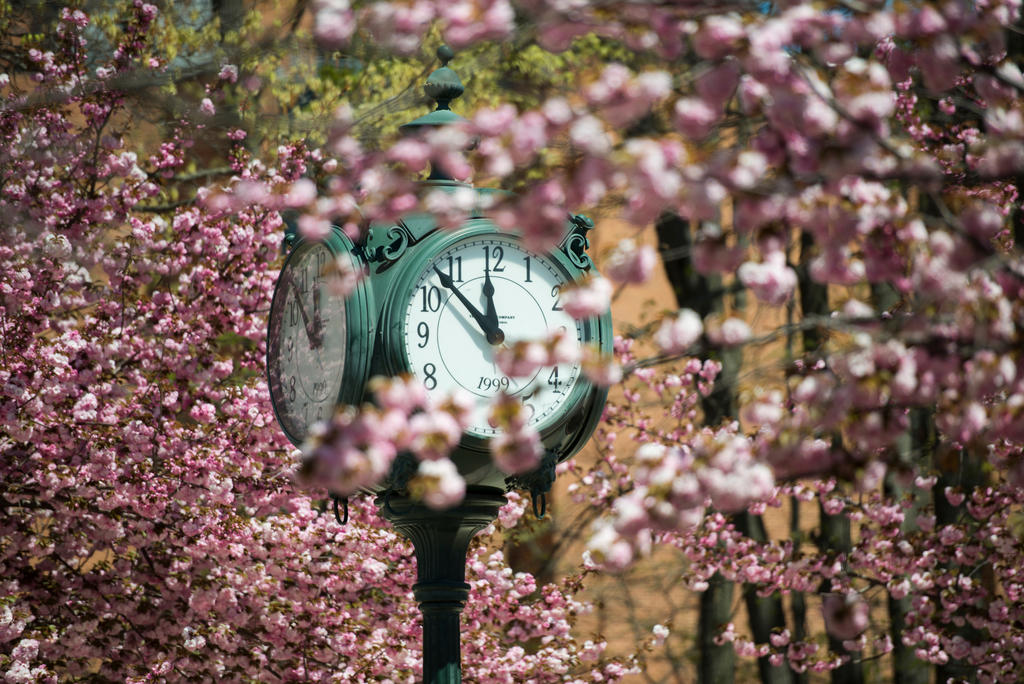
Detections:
[532, 492, 547, 519]
[382, 488, 414, 517]
[506, 449, 559, 520]
[330, 493, 349, 525]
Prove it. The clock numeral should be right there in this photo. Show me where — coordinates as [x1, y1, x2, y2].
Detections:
[417, 321, 430, 348]
[315, 248, 327, 278]
[551, 285, 563, 311]
[547, 367, 563, 393]
[288, 299, 299, 327]
[477, 376, 511, 391]
[423, 363, 437, 390]
[446, 255, 463, 282]
[288, 376, 297, 402]
[523, 256, 532, 282]
[483, 245, 505, 273]
[521, 402, 536, 420]
[420, 286, 442, 312]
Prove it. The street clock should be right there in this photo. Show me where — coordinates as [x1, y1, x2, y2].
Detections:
[265, 44, 614, 684]
[266, 47, 611, 490]
[266, 227, 374, 447]
[371, 214, 611, 489]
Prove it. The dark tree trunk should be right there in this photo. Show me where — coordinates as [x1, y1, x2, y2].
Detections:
[657, 212, 738, 684]
[735, 512, 796, 684]
[1010, 29, 1024, 248]
[804, 233, 863, 684]
[885, 411, 931, 684]
[789, 500, 809, 684]
[932, 439, 983, 684]
[698, 571, 737, 684]
[659, 212, 791, 684]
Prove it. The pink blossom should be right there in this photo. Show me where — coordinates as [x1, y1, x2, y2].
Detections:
[709, 318, 752, 346]
[495, 341, 548, 378]
[919, 36, 960, 92]
[409, 458, 466, 509]
[408, 410, 462, 461]
[654, 309, 703, 355]
[604, 239, 657, 284]
[822, 593, 870, 640]
[961, 203, 1004, 241]
[674, 97, 719, 139]
[218, 63, 238, 83]
[585, 522, 634, 572]
[388, 138, 432, 171]
[560, 276, 612, 319]
[297, 213, 332, 241]
[189, 402, 216, 424]
[284, 178, 317, 207]
[490, 427, 543, 474]
[313, 0, 354, 47]
[441, 0, 515, 47]
[693, 14, 745, 59]
[695, 60, 741, 109]
[582, 347, 623, 387]
[371, 374, 428, 414]
[738, 253, 797, 305]
[72, 392, 98, 421]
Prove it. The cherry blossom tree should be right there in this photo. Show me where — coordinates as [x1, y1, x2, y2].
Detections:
[0, 5, 632, 682]
[299, 0, 1024, 681]
[4, 0, 1024, 682]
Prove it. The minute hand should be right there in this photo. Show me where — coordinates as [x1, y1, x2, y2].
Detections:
[433, 267, 505, 345]
[483, 269, 498, 328]
[282, 270, 322, 348]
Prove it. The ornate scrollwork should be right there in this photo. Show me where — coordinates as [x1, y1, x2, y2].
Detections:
[366, 221, 439, 273]
[560, 214, 595, 271]
[381, 224, 412, 261]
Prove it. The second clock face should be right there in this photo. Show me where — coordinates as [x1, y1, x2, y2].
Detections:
[267, 241, 349, 444]
[403, 234, 584, 437]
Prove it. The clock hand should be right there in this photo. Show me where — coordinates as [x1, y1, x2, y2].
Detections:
[283, 271, 322, 349]
[433, 267, 505, 345]
[483, 269, 498, 329]
[312, 281, 324, 347]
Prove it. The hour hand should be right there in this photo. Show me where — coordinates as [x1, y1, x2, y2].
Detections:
[433, 267, 505, 345]
[284, 271, 322, 349]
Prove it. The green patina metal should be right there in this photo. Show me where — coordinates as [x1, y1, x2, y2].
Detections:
[269, 45, 611, 684]
[400, 45, 467, 133]
[266, 226, 376, 447]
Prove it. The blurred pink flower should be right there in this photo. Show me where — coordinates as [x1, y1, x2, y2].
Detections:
[654, 309, 703, 355]
[822, 592, 869, 640]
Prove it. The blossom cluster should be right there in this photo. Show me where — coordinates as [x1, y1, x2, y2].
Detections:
[301, 375, 473, 507]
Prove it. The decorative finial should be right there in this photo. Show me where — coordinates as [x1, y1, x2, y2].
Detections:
[400, 45, 466, 132]
[436, 44, 454, 66]
[423, 46, 464, 111]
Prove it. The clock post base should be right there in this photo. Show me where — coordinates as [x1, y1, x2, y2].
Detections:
[376, 486, 506, 684]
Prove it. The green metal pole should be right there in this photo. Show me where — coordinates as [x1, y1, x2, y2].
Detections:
[378, 486, 506, 684]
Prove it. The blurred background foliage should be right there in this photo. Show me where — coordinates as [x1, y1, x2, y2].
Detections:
[3, 0, 657, 159]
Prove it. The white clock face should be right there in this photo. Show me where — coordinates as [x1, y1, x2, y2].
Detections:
[403, 234, 584, 437]
[267, 242, 348, 443]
